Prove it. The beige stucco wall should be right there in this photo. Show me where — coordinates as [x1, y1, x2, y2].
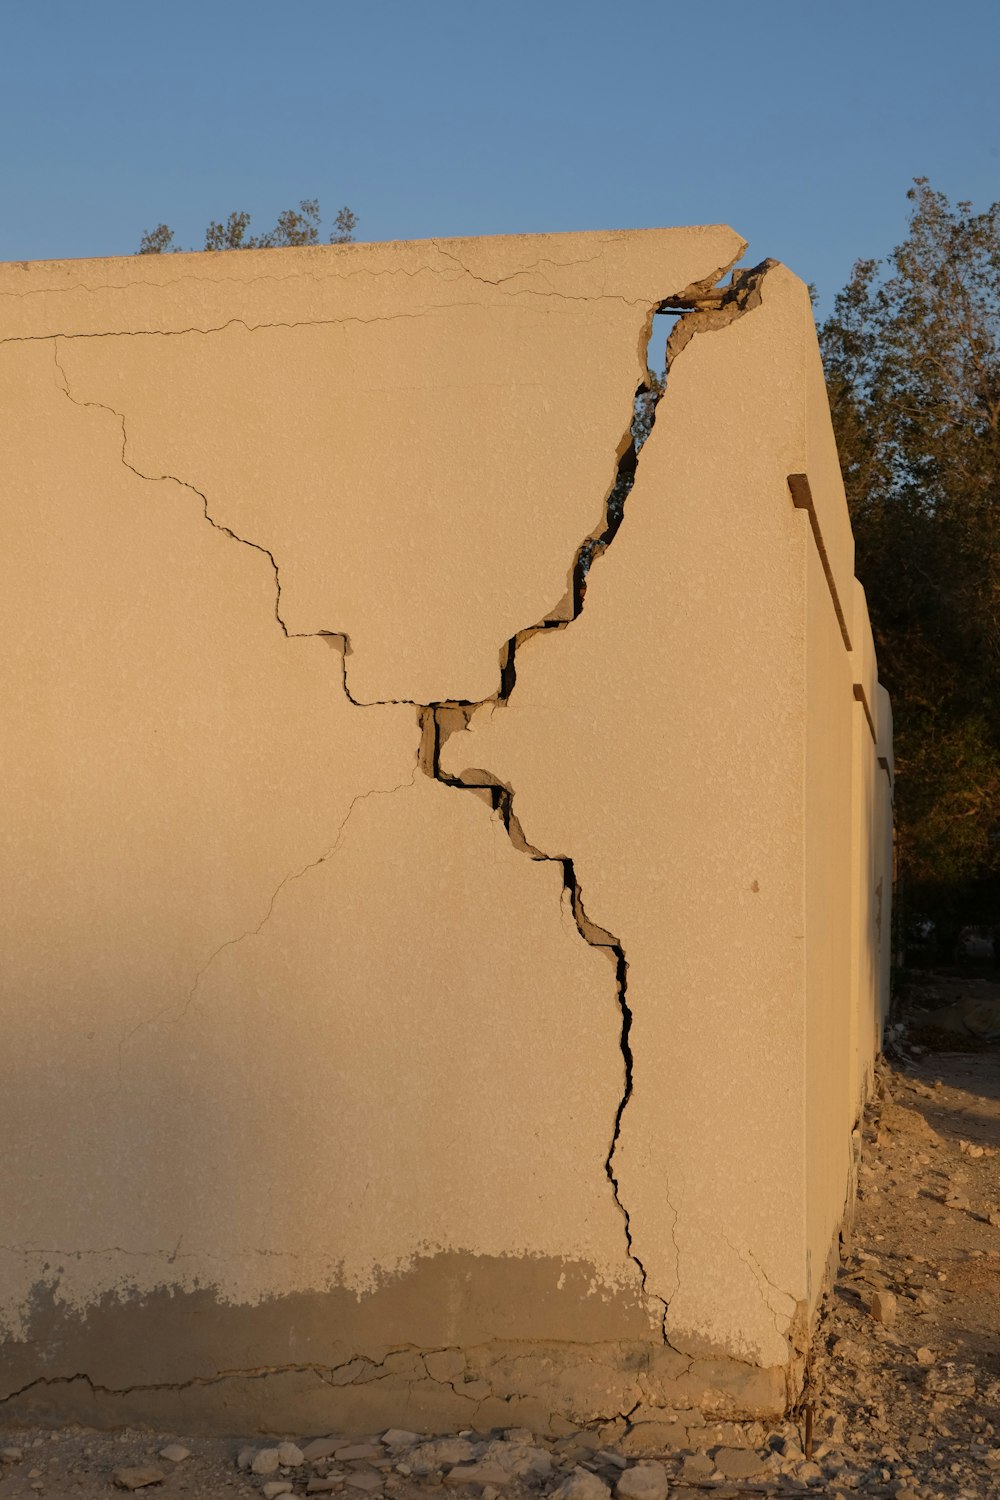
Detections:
[0, 228, 891, 1434]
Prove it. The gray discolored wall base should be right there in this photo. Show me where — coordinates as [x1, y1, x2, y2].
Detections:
[0, 1252, 791, 1436]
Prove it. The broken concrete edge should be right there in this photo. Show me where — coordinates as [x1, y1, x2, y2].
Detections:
[0, 1339, 789, 1437]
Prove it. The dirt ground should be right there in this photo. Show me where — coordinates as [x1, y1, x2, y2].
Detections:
[2, 969, 999, 1499]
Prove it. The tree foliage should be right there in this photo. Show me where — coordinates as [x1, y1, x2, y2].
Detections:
[137, 199, 357, 254]
[821, 180, 1000, 943]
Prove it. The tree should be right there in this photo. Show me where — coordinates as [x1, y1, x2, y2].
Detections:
[137, 199, 357, 254]
[821, 180, 1000, 952]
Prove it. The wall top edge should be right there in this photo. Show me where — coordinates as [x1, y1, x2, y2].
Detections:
[0, 224, 745, 282]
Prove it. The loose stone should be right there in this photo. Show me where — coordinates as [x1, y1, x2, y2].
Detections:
[345, 1472, 384, 1492]
[614, 1459, 669, 1500]
[158, 1445, 190, 1464]
[444, 1463, 512, 1487]
[552, 1468, 613, 1500]
[112, 1467, 166, 1491]
[252, 1449, 283, 1476]
[304, 1439, 344, 1463]
[277, 1442, 306, 1466]
[713, 1447, 768, 1480]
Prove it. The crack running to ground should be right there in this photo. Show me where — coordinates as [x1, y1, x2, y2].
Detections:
[422, 258, 776, 1341]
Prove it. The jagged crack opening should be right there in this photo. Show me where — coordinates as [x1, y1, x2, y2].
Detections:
[427, 263, 780, 1340]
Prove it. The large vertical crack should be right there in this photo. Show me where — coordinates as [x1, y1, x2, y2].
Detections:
[425, 260, 777, 1337]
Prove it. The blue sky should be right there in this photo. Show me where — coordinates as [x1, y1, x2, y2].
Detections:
[1, 0, 997, 316]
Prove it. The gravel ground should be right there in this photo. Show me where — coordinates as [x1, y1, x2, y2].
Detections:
[3, 971, 999, 1499]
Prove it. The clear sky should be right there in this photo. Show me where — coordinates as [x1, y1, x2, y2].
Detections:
[1, 0, 997, 316]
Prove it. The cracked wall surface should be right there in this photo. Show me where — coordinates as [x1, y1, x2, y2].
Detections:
[0, 230, 891, 1434]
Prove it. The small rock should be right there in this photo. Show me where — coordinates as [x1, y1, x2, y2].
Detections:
[307, 1482, 342, 1495]
[478, 1441, 552, 1481]
[870, 1290, 898, 1327]
[504, 1429, 535, 1444]
[28, 1470, 42, 1480]
[620, 1424, 688, 1456]
[158, 1445, 190, 1464]
[614, 1459, 669, 1500]
[252, 1449, 283, 1476]
[236, 1446, 256, 1471]
[382, 1431, 421, 1451]
[410, 1440, 481, 1474]
[988, 1211, 1000, 1228]
[112, 1467, 166, 1492]
[483, 1488, 500, 1500]
[345, 1472, 384, 1493]
[796, 1460, 824, 1484]
[1, 1449, 24, 1464]
[595, 1451, 627, 1471]
[714, 1448, 767, 1480]
[337, 1445, 384, 1462]
[277, 1442, 306, 1467]
[680, 1454, 714, 1481]
[444, 1463, 512, 1487]
[916, 1346, 935, 1365]
[304, 1439, 343, 1463]
[263, 1484, 294, 1500]
[552, 1467, 613, 1500]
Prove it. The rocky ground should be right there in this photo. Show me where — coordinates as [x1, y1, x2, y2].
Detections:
[2, 970, 999, 1499]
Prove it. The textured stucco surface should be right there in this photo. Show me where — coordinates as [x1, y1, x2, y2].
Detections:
[0, 229, 891, 1432]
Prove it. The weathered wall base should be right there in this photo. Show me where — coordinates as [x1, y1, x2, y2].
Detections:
[1, 1249, 793, 1436]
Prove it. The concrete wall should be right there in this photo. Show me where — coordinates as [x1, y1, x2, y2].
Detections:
[0, 229, 892, 1437]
